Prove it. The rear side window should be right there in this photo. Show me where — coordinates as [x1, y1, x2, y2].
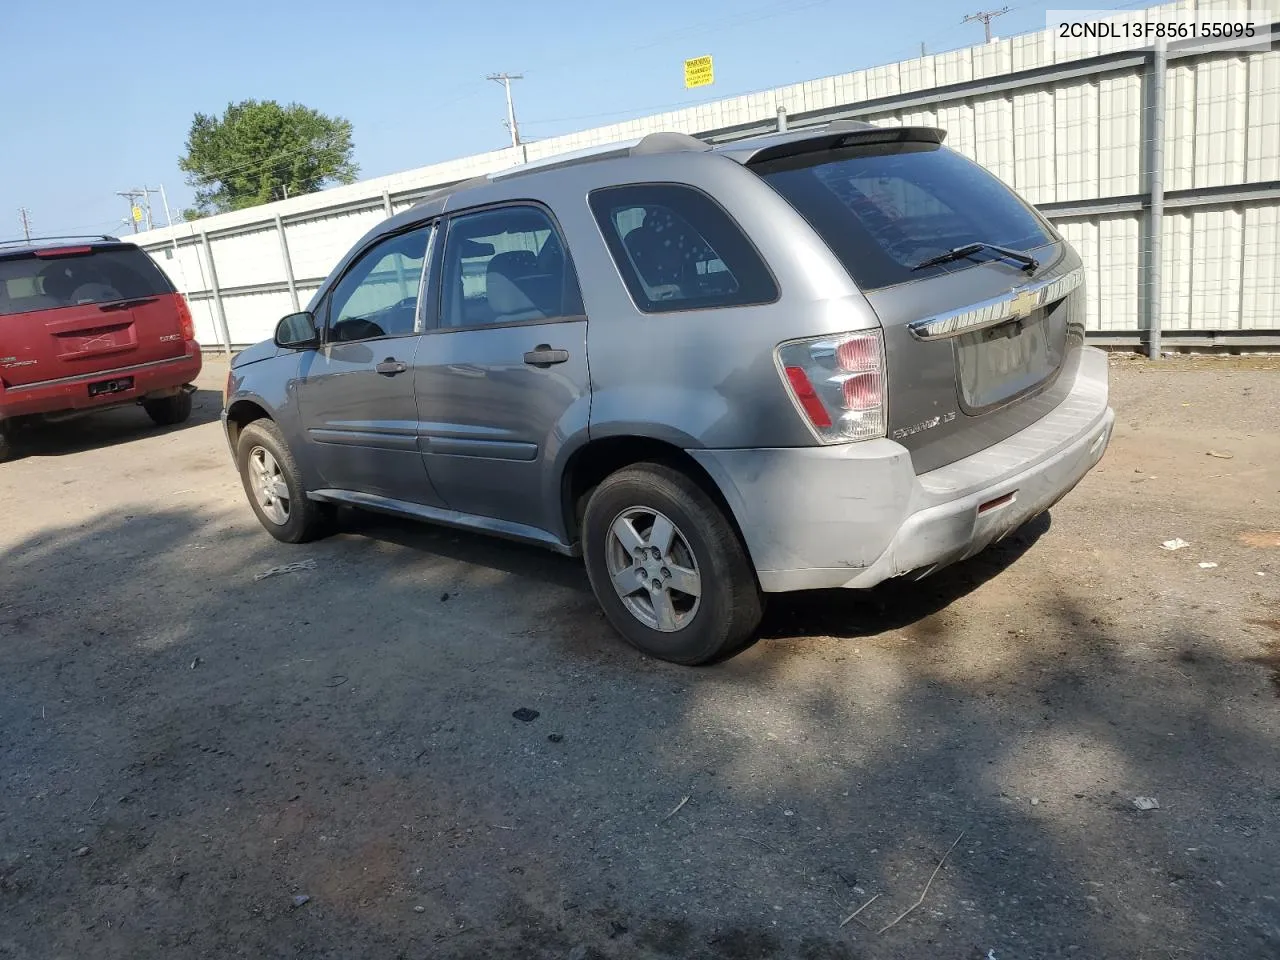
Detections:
[0, 246, 174, 317]
[753, 142, 1055, 291]
[588, 184, 778, 313]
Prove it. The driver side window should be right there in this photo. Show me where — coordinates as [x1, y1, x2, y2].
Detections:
[327, 224, 433, 343]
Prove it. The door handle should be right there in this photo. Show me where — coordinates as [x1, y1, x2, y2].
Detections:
[375, 358, 408, 376]
[523, 344, 569, 367]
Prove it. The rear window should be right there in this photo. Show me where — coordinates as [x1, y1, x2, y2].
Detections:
[588, 184, 778, 313]
[0, 246, 174, 317]
[753, 142, 1055, 291]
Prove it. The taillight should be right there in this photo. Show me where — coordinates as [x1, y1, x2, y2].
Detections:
[176, 296, 195, 340]
[776, 329, 886, 443]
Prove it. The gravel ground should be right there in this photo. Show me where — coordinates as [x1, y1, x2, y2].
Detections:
[1, 353, 1278, 960]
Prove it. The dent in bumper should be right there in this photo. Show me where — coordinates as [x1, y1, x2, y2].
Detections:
[691, 347, 1114, 593]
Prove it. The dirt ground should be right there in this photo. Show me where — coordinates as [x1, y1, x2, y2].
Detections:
[1, 353, 1278, 960]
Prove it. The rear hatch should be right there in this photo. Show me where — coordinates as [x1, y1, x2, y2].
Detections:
[751, 130, 1087, 473]
[0, 243, 188, 388]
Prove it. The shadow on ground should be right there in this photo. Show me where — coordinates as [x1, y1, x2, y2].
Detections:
[1, 504, 1277, 960]
[8, 389, 222, 460]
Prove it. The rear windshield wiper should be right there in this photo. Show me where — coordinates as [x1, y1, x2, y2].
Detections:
[911, 242, 1038, 273]
[97, 296, 159, 312]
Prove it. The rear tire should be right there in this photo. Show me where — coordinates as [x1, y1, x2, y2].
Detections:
[236, 419, 333, 543]
[582, 462, 762, 665]
[143, 390, 193, 426]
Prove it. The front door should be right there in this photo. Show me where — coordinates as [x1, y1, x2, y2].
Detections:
[296, 222, 445, 506]
[413, 204, 590, 538]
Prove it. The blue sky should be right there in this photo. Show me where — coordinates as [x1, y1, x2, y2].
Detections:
[3, 0, 1108, 237]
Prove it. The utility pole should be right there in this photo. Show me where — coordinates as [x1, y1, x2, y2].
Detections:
[18, 208, 32, 240]
[487, 72, 524, 149]
[117, 189, 146, 233]
[962, 7, 1008, 42]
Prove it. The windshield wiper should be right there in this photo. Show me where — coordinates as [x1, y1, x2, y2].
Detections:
[911, 241, 1038, 273]
[97, 296, 158, 312]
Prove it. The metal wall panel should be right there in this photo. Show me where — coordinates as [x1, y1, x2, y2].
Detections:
[1164, 63, 1198, 192]
[974, 95, 1016, 185]
[1056, 219, 1102, 330]
[1247, 51, 1280, 182]
[1161, 211, 1195, 330]
[1098, 74, 1142, 197]
[1189, 207, 1245, 329]
[187, 295, 220, 347]
[222, 290, 296, 346]
[1097, 215, 1140, 330]
[1193, 56, 1249, 188]
[284, 207, 384, 281]
[1241, 203, 1280, 329]
[936, 105, 977, 159]
[1014, 89, 1058, 204]
[206, 228, 282, 290]
[1055, 82, 1101, 202]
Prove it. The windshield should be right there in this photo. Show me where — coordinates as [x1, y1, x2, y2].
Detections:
[752, 141, 1056, 291]
[0, 246, 174, 317]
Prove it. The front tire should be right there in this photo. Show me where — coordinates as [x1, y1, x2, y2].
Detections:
[143, 390, 193, 426]
[582, 463, 762, 665]
[236, 419, 333, 543]
[0, 422, 13, 463]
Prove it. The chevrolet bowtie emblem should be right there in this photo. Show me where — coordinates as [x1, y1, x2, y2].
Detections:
[1008, 288, 1037, 320]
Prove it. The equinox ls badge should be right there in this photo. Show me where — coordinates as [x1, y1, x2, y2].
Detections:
[892, 411, 957, 440]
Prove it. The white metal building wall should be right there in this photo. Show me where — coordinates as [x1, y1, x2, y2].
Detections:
[124, 0, 1280, 348]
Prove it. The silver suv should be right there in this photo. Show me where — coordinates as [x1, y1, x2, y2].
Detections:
[222, 123, 1114, 664]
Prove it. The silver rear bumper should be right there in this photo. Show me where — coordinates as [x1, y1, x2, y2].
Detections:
[691, 347, 1114, 592]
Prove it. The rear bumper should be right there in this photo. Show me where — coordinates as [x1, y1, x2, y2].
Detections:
[0, 343, 202, 420]
[691, 346, 1113, 592]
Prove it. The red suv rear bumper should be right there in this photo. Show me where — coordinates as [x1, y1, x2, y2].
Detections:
[0, 341, 203, 420]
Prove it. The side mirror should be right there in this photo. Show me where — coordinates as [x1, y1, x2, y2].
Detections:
[274, 311, 320, 349]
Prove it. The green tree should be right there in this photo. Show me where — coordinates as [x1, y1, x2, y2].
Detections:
[178, 99, 358, 215]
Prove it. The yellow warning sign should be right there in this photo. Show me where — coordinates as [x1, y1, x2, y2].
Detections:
[684, 55, 714, 89]
[131, 206, 143, 223]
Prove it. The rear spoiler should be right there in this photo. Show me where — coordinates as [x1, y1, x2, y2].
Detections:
[726, 122, 948, 166]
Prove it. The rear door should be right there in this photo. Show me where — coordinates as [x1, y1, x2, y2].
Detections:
[0, 243, 187, 386]
[752, 136, 1087, 473]
[412, 203, 590, 537]
[294, 222, 446, 506]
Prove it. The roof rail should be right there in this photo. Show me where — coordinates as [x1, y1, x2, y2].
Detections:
[488, 130, 711, 182]
[0, 234, 120, 248]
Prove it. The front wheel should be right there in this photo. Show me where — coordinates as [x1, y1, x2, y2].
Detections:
[143, 390, 193, 426]
[582, 463, 762, 665]
[0, 422, 13, 463]
[236, 419, 333, 543]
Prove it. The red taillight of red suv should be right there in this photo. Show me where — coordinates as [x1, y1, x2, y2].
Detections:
[175, 295, 196, 341]
[776, 329, 886, 442]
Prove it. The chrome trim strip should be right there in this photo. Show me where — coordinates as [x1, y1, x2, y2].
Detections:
[907, 267, 1084, 342]
[5, 354, 195, 392]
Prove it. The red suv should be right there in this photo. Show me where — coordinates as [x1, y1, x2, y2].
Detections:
[0, 236, 203, 460]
